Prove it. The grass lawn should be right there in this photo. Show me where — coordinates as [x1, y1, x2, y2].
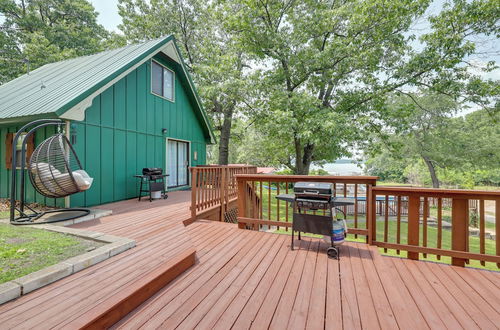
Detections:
[258, 185, 499, 271]
[0, 224, 105, 284]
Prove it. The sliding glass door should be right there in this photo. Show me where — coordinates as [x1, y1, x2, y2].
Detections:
[167, 140, 189, 188]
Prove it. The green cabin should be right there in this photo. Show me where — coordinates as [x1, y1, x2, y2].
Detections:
[0, 36, 214, 208]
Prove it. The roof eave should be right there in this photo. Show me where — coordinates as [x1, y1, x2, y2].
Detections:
[170, 40, 216, 144]
[55, 35, 175, 119]
[0, 112, 59, 127]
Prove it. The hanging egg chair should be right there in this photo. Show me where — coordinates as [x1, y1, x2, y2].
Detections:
[9, 119, 93, 225]
[28, 133, 93, 198]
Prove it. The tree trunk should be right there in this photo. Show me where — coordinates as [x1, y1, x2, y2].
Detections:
[422, 155, 439, 188]
[294, 137, 314, 175]
[218, 108, 234, 165]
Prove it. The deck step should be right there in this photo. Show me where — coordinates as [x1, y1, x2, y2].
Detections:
[69, 248, 197, 329]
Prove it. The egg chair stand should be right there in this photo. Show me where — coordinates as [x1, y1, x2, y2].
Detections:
[10, 119, 92, 225]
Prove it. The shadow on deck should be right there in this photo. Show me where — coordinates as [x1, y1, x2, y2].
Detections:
[0, 190, 499, 329]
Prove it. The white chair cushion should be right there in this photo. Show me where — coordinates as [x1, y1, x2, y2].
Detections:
[72, 170, 93, 191]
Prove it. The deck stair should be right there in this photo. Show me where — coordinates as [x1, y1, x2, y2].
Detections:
[0, 192, 196, 329]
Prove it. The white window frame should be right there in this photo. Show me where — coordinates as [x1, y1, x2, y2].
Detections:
[151, 59, 175, 102]
[165, 137, 191, 188]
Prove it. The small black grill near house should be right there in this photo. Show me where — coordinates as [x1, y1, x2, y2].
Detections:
[142, 167, 163, 179]
[134, 168, 169, 202]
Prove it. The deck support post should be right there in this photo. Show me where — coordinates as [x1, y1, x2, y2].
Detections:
[220, 167, 227, 221]
[367, 185, 376, 245]
[407, 196, 420, 260]
[451, 198, 468, 267]
[237, 178, 246, 229]
[190, 168, 197, 221]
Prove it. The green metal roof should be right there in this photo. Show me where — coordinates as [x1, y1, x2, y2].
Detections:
[0, 35, 215, 143]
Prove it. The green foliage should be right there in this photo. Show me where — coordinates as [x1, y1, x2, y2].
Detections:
[118, 0, 252, 164]
[0, 0, 113, 83]
[365, 107, 500, 188]
[218, 0, 499, 174]
[364, 148, 408, 183]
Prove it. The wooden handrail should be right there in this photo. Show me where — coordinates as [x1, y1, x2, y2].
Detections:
[373, 186, 500, 199]
[370, 186, 500, 267]
[195, 170, 499, 268]
[190, 165, 258, 221]
[235, 175, 377, 237]
[235, 174, 378, 185]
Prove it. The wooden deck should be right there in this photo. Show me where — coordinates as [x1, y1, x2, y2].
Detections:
[1, 190, 499, 329]
[114, 220, 500, 329]
[0, 191, 196, 329]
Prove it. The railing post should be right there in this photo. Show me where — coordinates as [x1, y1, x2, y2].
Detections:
[190, 168, 198, 221]
[367, 184, 376, 244]
[237, 177, 246, 229]
[451, 198, 468, 267]
[497, 199, 500, 268]
[220, 167, 227, 221]
[407, 195, 420, 260]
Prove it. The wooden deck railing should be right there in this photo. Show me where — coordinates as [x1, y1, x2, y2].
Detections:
[235, 174, 378, 238]
[370, 187, 500, 267]
[190, 165, 257, 221]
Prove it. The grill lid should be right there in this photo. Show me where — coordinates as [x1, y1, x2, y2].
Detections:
[142, 167, 163, 176]
[293, 182, 333, 196]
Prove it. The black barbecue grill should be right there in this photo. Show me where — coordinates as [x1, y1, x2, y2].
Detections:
[276, 182, 354, 259]
[134, 168, 169, 202]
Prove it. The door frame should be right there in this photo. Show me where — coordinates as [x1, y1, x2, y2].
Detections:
[165, 137, 191, 188]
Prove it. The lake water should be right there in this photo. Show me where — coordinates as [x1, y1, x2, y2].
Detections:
[311, 161, 364, 175]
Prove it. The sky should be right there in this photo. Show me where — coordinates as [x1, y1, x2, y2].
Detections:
[90, 0, 122, 32]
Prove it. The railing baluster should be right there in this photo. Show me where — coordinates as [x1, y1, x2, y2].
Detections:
[423, 197, 428, 258]
[268, 181, 271, 221]
[396, 195, 401, 255]
[277, 183, 280, 231]
[252, 180, 256, 219]
[437, 198, 442, 260]
[496, 198, 500, 268]
[366, 184, 370, 235]
[354, 184, 358, 238]
[259, 180, 263, 228]
[285, 181, 289, 230]
[343, 183, 347, 219]
[384, 195, 389, 252]
[209, 169, 213, 207]
[480, 199, 485, 266]
[204, 169, 207, 208]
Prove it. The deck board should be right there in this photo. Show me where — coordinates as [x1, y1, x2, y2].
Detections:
[0, 191, 196, 329]
[1, 190, 499, 329]
[115, 220, 500, 330]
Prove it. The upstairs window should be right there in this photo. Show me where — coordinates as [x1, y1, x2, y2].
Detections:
[151, 60, 174, 101]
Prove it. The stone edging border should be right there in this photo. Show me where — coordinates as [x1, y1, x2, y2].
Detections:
[0, 224, 135, 305]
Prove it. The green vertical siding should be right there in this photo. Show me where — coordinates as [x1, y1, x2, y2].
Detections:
[68, 56, 208, 207]
[0, 55, 209, 208]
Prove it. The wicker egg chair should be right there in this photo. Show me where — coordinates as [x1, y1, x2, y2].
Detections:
[9, 119, 93, 225]
[28, 133, 93, 198]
